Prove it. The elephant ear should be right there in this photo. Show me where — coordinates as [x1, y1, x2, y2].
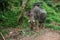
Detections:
[40, 8, 47, 14]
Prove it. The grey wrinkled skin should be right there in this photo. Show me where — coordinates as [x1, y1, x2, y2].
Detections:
[26, 5, 47, 30]
[27, 6, 47, 23]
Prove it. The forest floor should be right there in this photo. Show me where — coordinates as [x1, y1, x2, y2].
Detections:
[0, 27, 60, 40]
[20, 29, 60, 40]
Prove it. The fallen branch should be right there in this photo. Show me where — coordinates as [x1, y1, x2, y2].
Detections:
[0, 32, 5, 40]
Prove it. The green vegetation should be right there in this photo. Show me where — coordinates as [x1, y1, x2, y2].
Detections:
[0, 1, 60, 39]
[0, 0, 60, 30]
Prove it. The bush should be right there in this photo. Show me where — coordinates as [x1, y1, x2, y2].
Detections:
[0, 0, 60, 29]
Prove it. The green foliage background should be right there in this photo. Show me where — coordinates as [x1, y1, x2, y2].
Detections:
[0, 0, 60, 30]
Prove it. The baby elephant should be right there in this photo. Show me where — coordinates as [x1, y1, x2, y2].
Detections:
[27, 2, 47, 31]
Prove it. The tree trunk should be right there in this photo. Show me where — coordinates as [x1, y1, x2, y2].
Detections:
[18, 0, 30, 24]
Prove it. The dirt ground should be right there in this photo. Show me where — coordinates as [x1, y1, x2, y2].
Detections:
[1, 28, 60, 40]
[20, 29, 60, 40]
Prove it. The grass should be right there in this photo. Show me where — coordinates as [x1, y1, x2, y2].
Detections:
[45, 23, 60, 30]
[0, 0, 60, 37]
